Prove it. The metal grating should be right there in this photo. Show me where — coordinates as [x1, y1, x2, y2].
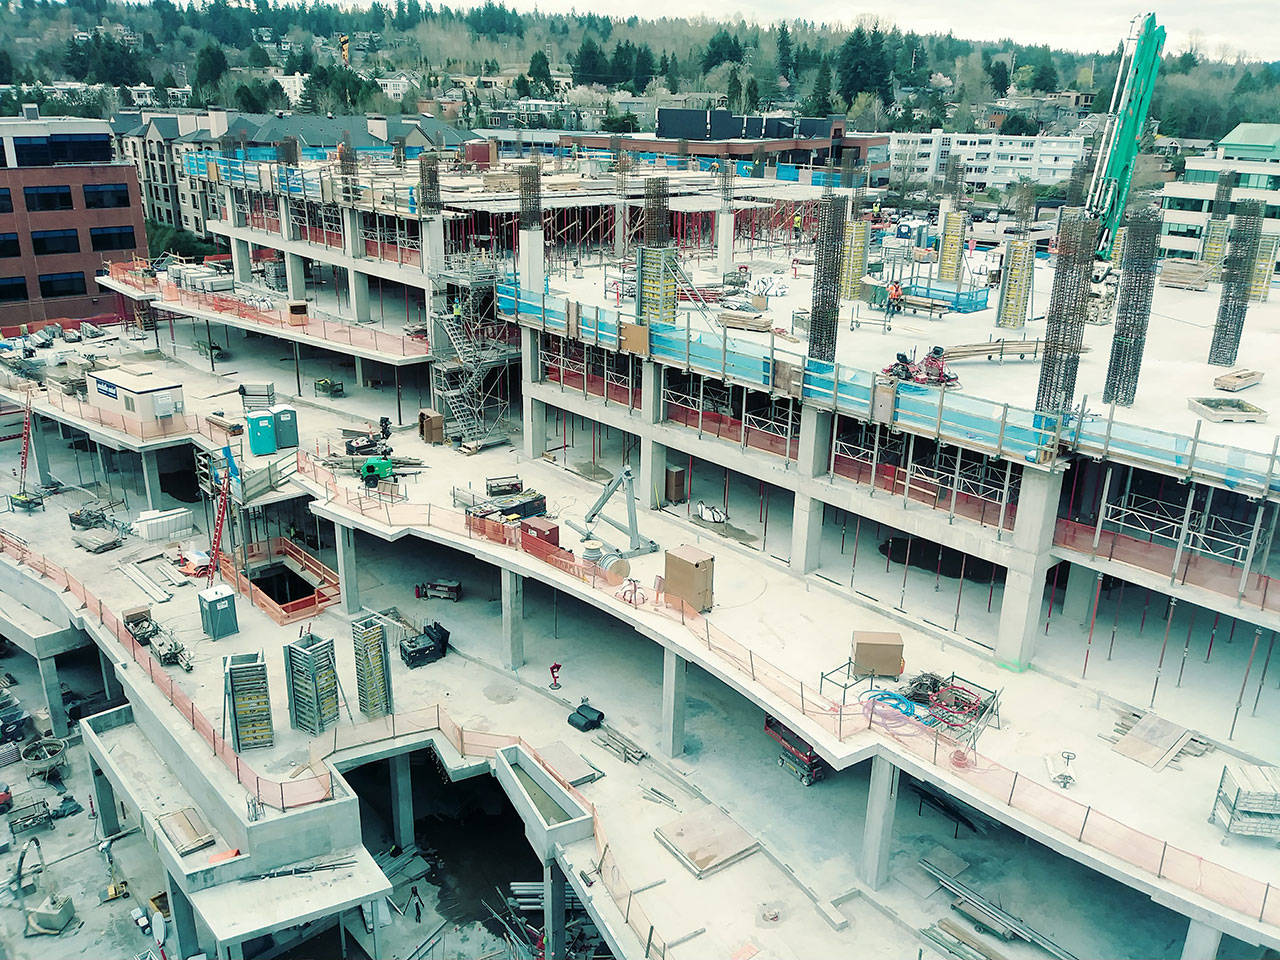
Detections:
[284, 632, 340, 736]
[1102, 209, 1160, 405]
[418, 153, 441, 214]
[1208, 199, 1264, 367]
[644, 177, 671, 247]
[1035, 209, 1098, 414]
[809, 194, 847, 363]
[518, 164, 541, 230]
[223, 653, 273, 751]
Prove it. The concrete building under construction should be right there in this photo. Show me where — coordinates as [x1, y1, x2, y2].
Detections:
[1, 112, 1280, 960]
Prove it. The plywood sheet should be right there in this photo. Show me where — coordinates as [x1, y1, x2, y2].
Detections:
[655, 805, 759, 879]
[1112, 713, 1188, 768]
[158, 807, 215, 856]
[535, 741, 598, 787]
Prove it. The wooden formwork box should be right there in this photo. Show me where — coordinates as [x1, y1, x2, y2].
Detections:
[664, 545, 714, 613]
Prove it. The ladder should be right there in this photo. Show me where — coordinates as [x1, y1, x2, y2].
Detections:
[17, 391, 31, 496]
[208, 471, 231, 587]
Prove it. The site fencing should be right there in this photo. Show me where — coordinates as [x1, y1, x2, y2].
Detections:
[214, 537, 340, 625]
[293, 449, 1280, 933]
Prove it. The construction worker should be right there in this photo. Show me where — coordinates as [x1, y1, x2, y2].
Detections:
[452, 297, 462, 319]
[887, 280, 903, 315]
[793, 210, 803, 240]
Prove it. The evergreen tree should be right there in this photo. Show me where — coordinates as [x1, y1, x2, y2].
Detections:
[726, 67, 742, 112]
[776, 22, 793, 80]
[528, 50, 552, 93]
[633, 45, 656, 92]
[986, 60, 1010, 97]
[805, 57, 833, 115]
[572, 35, 609, 86]
[745, 76, 760, 111]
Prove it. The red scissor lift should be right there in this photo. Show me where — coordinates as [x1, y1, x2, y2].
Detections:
[764, 714, 826, 786]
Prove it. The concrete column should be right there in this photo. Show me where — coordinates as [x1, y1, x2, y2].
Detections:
[523, 396, 548, 460]
[1061, 563, 1098, 621]
[28, 415, 52, 486]
[284, 252, 306, 301]
[100, 648, 123, 701]
[661, 647, 687, 758]
[140, 449, 162, 510]
[1180, 919, 1222, 960]
[639, 361, 663, 424]
[424, 217, 445, 274]
[334, 523, 360, 614]
[716, 209, 735, 276]
[92, 765, 121, 836]
[218, 940, 245, 960]
[796, 406, 833, 479]
[517, 227, 546, 292]
[348, 268, 371, 324]
[353, 357, 365, 387]
[613, 201, 627, 257]
[166, 873, 199, 960]
[224, 186, 242, 227]
[279, 198, 293, 240]
[995, 467, 1064, 669]
[638, 438, 667, 510]
[859, 754, 899, 889]
[791, 495, 825, 574]
[230, 237, 252, 283]
[342, 207, 363, 259]
[520, 325, 541, 386]
[501, 568, 524, 670]
[389, 752, 414, 851]
[544, 861, 567, 960]
[37, 655, 68, 737]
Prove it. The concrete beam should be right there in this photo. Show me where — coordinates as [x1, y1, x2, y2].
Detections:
[389, 753, 414, 851]
[1181, 918, 1222, 960]
[661, 647, 687, 758]
[335, 523, 360, 614]
[790, 495, 824, 574]
[859, 754, 899, 889]
[544, 861, 567, 960]
[501, 568, 525, 670]
[37, 654, 68, 737]
[140, 450, 162, 510]
[348, 268, 371, 324]
[93, 765, 121, 836]
[166, 872, 200, 960]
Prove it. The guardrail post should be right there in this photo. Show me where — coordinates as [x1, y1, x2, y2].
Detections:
[1007, 771, 1018, 804]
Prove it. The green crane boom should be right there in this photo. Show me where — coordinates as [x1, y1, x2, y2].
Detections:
[1086, 12, 1166, 259]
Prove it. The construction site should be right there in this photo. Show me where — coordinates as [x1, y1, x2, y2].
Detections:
[0, 13, 1278, 960]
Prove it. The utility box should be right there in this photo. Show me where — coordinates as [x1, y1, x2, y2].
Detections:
[521, 516, 559, 548]
[199, 584, 238, 640]
[418, 408, 444, 443]
[871, 376, 897, 424]
[245, 411, 278, 455]
[852, 631, 904, 678]
[665, 465, 687, 504]
[664, 545, 714, 613]
[269, 405, 298, 448]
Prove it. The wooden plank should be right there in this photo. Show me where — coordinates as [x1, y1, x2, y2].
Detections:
[938, 917, 1012, 960]
[1152, 731, 1194, 772]
[535, 741, 598, 787]
[1112, 713, 1188, 768]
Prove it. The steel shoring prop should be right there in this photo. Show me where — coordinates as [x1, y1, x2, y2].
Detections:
[1150, 597, 1177, 707]
[1230, 628, 1264, 739]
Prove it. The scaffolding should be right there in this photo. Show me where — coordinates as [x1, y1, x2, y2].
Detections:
[1103, 209, 1160, 405]
[352, 613, 393, 719]
[809, 194, 847, 363]
[431, 251, 511, 447]
[1209, 199, 1264, 367]
[1203, 170, 1236, 279]
[223, 653, 273, 751]
[1036, 209, 1098, 414]
[1250, 234, 1279, 302]
[996, 238, 1035, 329]
[284, 632, 340, 736]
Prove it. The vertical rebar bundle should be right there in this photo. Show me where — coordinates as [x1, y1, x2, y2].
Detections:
[392, 136, 406, 169]
[719, 158, 733, 212]
[1211, 170, 1237, 220]
[1065, 159, 1090, 208]
[841, 152, 856, 189]
[943, 157, 966, 206]
[1209, 199, 1264, 366]
[338, 134, 358, 204]
[644, 176, 670, 247]
[518, 163, 541, 230]
[1036, 209, 1099, 414]
[808, 194, 847, 363]
[219, 134, 236, 158]
[276, 136, 299, 166]
[822, 158, 835, 197]
[1102, 210, 1160, 405]
[417, 153, 441, 214]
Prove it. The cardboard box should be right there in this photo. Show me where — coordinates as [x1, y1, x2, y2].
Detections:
[418, 408, 444, 443]
[852, 631, 904, 677]
[664, 545, 714, 612]
[619, 321, 650, 356]
[665, 465, 687, 504]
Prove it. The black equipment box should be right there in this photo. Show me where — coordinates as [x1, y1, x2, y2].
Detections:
[400, 621, 450, 667]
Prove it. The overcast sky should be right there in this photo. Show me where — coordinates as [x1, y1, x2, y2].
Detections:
[471, 1, 1272, 62]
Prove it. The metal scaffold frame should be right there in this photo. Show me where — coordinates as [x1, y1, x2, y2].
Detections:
[1103, 209, 1160, 405]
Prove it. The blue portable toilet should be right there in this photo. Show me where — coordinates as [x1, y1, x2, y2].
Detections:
[245, 411, 277, 455]
[270, 405, 298, 448]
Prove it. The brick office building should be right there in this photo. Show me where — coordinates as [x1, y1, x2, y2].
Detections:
[0, 107, 147, 328]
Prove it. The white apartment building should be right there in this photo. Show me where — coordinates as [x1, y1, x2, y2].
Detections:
[888, 128, 1085, 191]
[275, 72, 309, 106]
[1159, 122, 1280, 272]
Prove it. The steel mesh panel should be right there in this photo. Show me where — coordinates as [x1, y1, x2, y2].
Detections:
[1208, 199, 1264, 366]
[644, 177, 670, 247]
[1102, 210, 1160, 405]
[1036, 209, 1099, 413]
[518, 164, 541, 230]
[809, 194, 847, 363]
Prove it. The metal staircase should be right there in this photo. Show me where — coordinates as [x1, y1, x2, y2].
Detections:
[432, 310, 491, 445]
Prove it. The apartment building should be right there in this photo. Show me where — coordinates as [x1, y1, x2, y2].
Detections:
[0, 109, 146, 326]
[888, 128, 1085, 191]
[1159, 121, 1280, 272]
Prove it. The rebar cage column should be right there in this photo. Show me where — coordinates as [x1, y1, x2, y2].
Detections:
[1102, 209, 1161, 405]
[809, 194, 847, 363]
[1035, 209, 1099, 414]
[1209, 199, 1264, 367]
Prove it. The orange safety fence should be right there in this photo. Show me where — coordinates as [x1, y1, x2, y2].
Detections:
[292, 448, 1280, 931]
[214, 538, 340, 625]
